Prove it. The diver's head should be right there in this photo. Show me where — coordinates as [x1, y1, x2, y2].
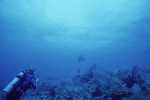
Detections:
[26, 69, 35, 75]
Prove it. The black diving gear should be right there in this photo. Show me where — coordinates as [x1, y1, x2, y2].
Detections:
[4, 69, 37, 100]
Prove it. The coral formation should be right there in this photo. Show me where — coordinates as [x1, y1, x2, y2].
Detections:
[1, 65, 150, 100]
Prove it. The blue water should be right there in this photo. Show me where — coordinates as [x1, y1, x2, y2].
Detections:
[0, 0, 150, 81]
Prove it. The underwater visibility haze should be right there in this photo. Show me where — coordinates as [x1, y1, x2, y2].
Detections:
[0, 0, 150, 80]
[0, 0, 150, 78]
[0, 0, 150, 99]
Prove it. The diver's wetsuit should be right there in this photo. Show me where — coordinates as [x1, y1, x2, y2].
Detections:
[6, 73, 36, 100]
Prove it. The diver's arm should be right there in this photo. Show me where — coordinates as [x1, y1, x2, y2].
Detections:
[30, 78, 37, 89]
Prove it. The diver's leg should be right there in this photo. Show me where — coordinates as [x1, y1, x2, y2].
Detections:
[6, 93, 13, 100]
[6, 90, 22, 100]
[15, 91, 22, 100]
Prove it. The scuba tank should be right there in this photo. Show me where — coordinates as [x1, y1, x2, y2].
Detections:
[3, 71, 26, 94]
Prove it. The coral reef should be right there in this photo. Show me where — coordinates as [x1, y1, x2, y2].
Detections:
[2, 65, 150, 100]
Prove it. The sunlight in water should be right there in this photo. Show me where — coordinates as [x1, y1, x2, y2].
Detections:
[0, 0, 149, 52]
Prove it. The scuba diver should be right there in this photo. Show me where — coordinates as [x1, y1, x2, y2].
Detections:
[3, 69, 38, 100]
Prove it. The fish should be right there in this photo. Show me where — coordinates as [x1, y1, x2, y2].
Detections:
[78, 55, 86, 62]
